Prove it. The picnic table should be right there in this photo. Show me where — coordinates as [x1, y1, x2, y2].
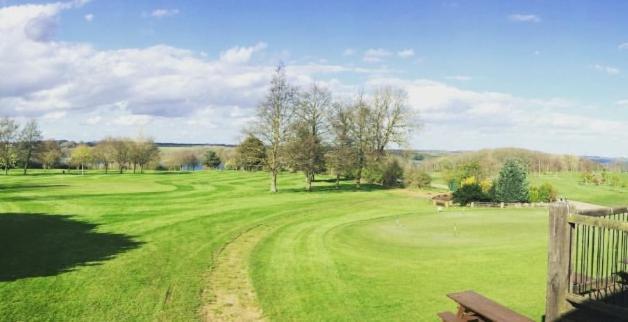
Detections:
[438, 290, 533, 322]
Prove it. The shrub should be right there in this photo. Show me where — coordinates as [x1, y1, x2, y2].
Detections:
[203, 150, 222, 169]
[405, 168, 432, 189]
[453, 183, 490, 205]
[494, 159, 529, 202]
[382, 159, 403, 187]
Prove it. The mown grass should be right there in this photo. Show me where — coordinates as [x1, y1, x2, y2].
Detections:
[530, 172, 628, 206]
[1, 170, 552, 321]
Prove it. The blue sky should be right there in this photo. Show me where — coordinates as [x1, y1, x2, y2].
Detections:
[1, 0, 628, 156]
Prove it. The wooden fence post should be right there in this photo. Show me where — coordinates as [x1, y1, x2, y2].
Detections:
[545, 202, 572, 321]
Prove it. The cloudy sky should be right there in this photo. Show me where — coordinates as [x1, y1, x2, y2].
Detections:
[2, 0, 628, 157]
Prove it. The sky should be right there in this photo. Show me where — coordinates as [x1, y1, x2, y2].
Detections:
[1, 0, 628, 157]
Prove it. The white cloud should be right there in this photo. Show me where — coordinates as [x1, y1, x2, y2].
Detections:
[618, 43, 628, 50]
[342, 48, 355, 56]
[508, 14, 541, 23]
[0, 2, 626, 156]
[219, 42, 267, 64]
[445, 75, 472, 81]
[84, 13, 93, 22]
[150, 9, 179, 18]
[113, 114, 152, 126]
[592, 64, 620, 75]
[363, 48, 392, 63]
[616, 100, 628, 107]
[397, 49, 415, 58]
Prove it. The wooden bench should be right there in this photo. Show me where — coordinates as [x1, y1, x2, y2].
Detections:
[438, 291, 534, 322]
[437, 311, 462, 322]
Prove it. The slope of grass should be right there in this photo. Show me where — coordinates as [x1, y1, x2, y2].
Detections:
[0, 170, 550, 321]
[530, 172, 628, 206]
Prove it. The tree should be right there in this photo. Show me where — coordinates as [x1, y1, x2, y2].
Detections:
[286, 85, 331, 191]
[495, 159, 529, 202]
[369, 87, 413, 158]
[350, 96, 371, 188]
[286, 124, 325, 191]
[236, 135, 266, 171]
[18, 119, 42, 175]
[0, 117, 19, 175]
[40, 140, 62, 170]
[203, 150, 222, 169]
[165, 150, 199, 171]
[112, 138, 131, 173]
[252, 65, 297, 192]
[326, 102, 357, 188]
[71, 145, 92, 175]
[92, 138, 116, 173]
[129, 137, 159, 173]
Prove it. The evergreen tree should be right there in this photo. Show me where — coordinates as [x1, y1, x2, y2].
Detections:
[203, 150, 222, 169]
[495, 159, 529, 202]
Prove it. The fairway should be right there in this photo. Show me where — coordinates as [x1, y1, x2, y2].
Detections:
[0, 171, 548, 321]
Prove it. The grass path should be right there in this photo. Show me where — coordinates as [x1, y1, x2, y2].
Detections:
[202, 224, 269, 322]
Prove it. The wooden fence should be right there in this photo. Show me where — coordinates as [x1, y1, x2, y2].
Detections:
[545, 202, 628, 321]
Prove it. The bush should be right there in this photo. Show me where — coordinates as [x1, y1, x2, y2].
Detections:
[529, 183, 557, 203]
[494, 159, 529, 202]
[363, 159, 404, 187]
[382, 159, 403, 187]
[405, 168, 432, 189]
[453, 183, 490, 205]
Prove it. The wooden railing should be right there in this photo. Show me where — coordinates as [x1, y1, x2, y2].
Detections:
[545, 202, 628, 321]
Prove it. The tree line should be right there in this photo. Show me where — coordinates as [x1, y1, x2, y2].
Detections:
[237, 65, 418, 192]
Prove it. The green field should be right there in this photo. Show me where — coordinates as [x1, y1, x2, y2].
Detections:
[0, 170, 571, 321]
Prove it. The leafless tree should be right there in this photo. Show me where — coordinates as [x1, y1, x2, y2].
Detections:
[40, 140, 62, 170]
[92, 137, 116, 173]
[18, 119, 42, 175]
[252, 64, 297, 192]
[0, 117, 19, 175]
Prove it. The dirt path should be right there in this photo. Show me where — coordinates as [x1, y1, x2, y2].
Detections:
[568, 200, 608, 212]
[202, 226, 270, 322]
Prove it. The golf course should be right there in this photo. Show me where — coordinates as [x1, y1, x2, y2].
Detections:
[5, 170, 620, 321]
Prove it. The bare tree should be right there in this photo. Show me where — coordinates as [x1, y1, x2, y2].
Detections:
[133, 137, 159, 173]
[40, 140, 62, 170]
[18, 119, 42, 175]
[0, 117, 19, 175]
[112, 138, 131, 173]
[369, 87, 413, 158]
[286, 84, 331, 190]
[350, 96, 371, 188]
[92, 137, 116, 173]
[253, 65, 297, 192]
[326, 102, 357, 188]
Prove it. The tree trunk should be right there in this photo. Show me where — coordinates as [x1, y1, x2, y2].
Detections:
[305, 172, 312, 191]
[23, 149, 31, 175]
[355, 167, 362, 189]
[336, 174, 340, 189]
[81, 163, 84, 175]
[105, 163, 108, 174]
[270, 170, 278, 192]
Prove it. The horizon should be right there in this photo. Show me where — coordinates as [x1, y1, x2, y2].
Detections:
[2, 0, 628, 157]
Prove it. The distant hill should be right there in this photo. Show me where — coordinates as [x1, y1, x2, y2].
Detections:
[417, 147, 601, 175]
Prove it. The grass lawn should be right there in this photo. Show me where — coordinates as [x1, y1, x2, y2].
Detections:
[530, 172, 628, 206]
[0, 170, 549, 321]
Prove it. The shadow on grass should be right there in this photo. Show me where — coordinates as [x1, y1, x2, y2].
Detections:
[283, 181, 392, 193]
[0, 184, 69, 192]
[0, 213, 142, 282]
